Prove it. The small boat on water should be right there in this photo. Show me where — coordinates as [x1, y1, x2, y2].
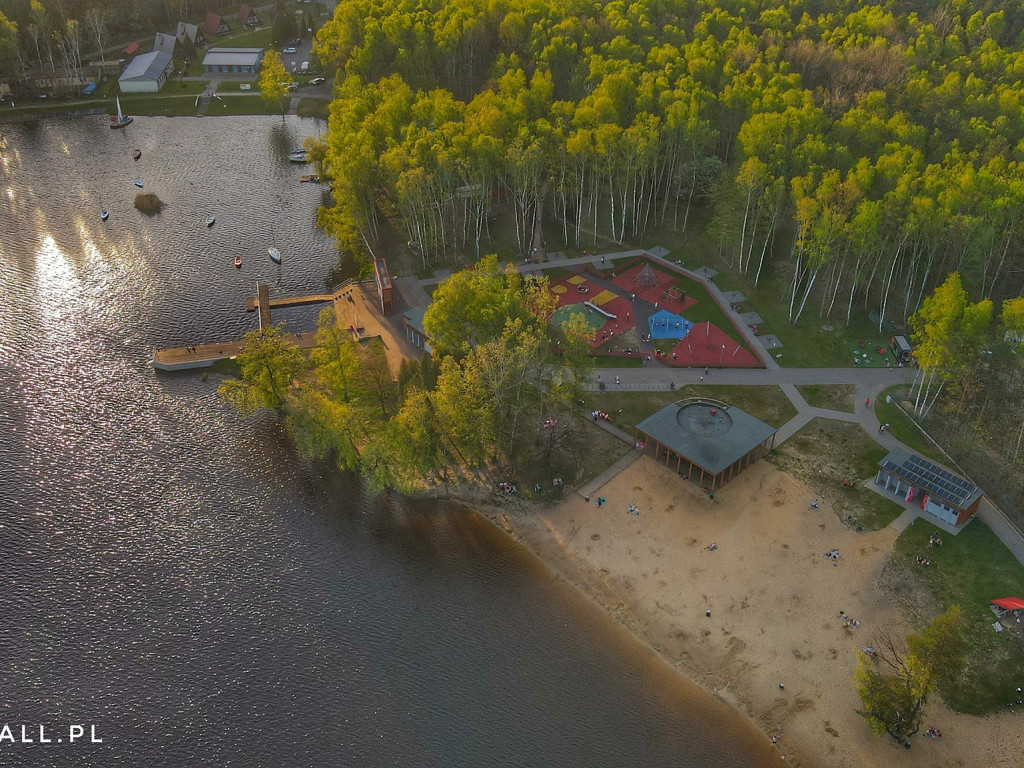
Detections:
[291, 147, 308, 155]
[234, 255, 242, 268]
[268, 247, 281, 264]
[134, 180, 144, 188]
[100, 210, 109, 221]
[110, 96, 133, 129]
[205, 216, 216, 227]
[133, 148, 142, 161]
[288, 150, 309, 163]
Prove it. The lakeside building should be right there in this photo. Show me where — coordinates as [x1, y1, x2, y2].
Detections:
[176, 22, 204, 46]
[236, 5, 261, 26]
[202, 48, 264, 74]
[402, 307, 431, 352]
[875, 448, 983, 527]
[153, 32, 177, 56]
[203, 12, 230, 38]
[118, 51, 174, 93]
[634, 399, 777, 491]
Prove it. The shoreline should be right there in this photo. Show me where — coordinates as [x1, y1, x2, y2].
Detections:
[444, 459, 1021, 768]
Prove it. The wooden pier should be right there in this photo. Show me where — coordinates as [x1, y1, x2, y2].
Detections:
[152, 332, 320, 371]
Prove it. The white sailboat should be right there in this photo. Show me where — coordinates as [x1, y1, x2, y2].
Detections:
[268, 227, 281, 264]
[110, 96, 133, 129]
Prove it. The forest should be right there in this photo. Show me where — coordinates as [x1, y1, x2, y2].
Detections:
[305, 0, 1024, 508]
[312, 0, 1024, 327]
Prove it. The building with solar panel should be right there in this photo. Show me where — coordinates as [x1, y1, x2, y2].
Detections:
[875, 448, 983, 526]
[633, 399, 777, 491]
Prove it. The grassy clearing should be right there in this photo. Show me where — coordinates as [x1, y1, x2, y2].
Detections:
[208, 357, 241, 377]
[225, 27, 275, 50]
[770, 419, 904, 530]
[891, 519, 1024, 714]
[797, 384, 856, 412]
[116, 95, 200, 116]
[585, 385, 797, 432]
[517, 417, 633, 505]
[216, 81, 257, 92]
[296, 97, 329, 119]
[209, 95, 281, 115]
[873, 386, 947, 463]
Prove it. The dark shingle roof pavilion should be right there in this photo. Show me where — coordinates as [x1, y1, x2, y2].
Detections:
[635, 399, 777, 490]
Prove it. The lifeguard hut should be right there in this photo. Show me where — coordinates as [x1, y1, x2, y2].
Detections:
[374, 257, 394, 314]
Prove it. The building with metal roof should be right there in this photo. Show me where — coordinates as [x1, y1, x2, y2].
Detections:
[875, 448, 983, 526]
[202, 48, 264, 73]
[118, 51, 174, 93]
[634, 399, 777, 491]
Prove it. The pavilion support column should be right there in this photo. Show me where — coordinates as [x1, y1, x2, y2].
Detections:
[676, 454, 682, 473]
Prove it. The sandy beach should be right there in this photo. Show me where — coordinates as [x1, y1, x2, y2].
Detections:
[504, 458, 1022, 767]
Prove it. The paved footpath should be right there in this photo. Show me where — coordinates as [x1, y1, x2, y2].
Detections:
[565, 248, 1024, 565]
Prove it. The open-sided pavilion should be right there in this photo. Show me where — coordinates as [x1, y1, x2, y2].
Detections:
[634, 399, 777, 491]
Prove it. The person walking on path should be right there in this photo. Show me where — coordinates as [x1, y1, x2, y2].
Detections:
[865, 397, 870, 407]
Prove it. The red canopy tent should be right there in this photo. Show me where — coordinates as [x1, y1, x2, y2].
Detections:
[991, 597, 1024, 610]
[991, 597, 1024, 615]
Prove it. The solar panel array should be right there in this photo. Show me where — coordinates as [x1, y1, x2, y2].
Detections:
[882, 454, 978, 508]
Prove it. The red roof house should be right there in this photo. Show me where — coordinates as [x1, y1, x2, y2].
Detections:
[202, 12, 230, 38]
[236, 5, 260, 26]
[991, 597, 1024, 612]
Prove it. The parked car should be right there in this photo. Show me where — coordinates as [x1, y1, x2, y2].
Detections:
[283, 46, 297, 54]
[309, 77, 325, 85]
[289, 38, 301, 46]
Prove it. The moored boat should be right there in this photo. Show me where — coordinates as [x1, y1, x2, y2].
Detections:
[110, 96, 133, 129]
[133, 149, 142, 160]
[134, 180, 144, 188]
[100, 210, 109, 221]
[288, 153, 309, 163]
[234, 255, 242, 268]
[268, 247, 281, 264]
[205, 216, 215, 227]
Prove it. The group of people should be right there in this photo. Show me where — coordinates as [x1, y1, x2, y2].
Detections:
[498, 482, 517, 494]
[552, 477, 563, 487]
[930, 531, 944, 547]
[824, 548, 841, 566]
[592, 410, 614, 422]
[633, 440, 646, 450]
[627, 505, 640, 515]
[705, 542, 718, 552]
[925, 727, 943, 739]
[839, 610, 859, 628]
[878, 421, 891, 433]
[915, 555, 932, 567]
[593, 496, 607, 507]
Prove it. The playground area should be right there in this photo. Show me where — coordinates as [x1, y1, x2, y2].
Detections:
[548, 257, 762, 367]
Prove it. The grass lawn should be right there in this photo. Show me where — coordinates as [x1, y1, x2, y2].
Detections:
[770, 419, 904, 530]
[797, 384, 856, 412]
[217, 81, 257, 92]
[891, 518, 1024, 714]
[296, 97, 329, 119]
[115, 95, 201, 116]
[209, 95, 281, 115]
[162, 80, 208, 94]
[874, 386, 947, 464]
[586, 384, 797, 432]
[224, 27, 274, 50]
[592, 357, 643, 368]
[208, 357, 241, 377]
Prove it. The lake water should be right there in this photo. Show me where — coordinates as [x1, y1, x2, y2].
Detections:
[0, 117, 775, 766]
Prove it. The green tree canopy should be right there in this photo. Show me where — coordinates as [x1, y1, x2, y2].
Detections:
[423, 253, 554, 358]
[259, 50, 290, 115]
[218, 325, 306, 414]
[855, 606, 967, 741]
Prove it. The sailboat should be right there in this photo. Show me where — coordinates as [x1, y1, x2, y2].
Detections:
[268, 227, 281, 264]
[110, 96, 133, 129]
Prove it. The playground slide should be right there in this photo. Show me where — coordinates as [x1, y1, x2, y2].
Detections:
[584, 301, 617, 319]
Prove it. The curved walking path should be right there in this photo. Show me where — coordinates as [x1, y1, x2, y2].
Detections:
[531, 247, 1024, 566]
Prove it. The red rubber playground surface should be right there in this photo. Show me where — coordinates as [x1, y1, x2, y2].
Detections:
[549, 265, 762, 365]
[661, 320, 761, 368]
